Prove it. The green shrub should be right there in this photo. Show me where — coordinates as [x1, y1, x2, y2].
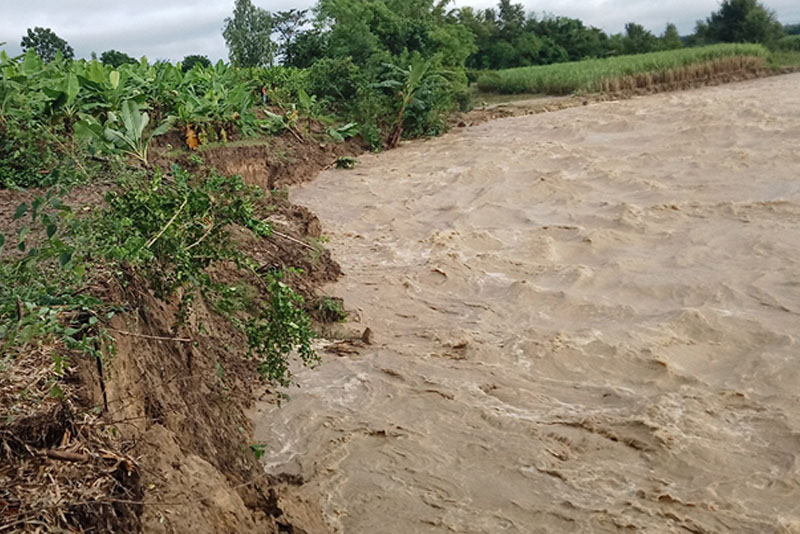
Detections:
[774, 35, 800, 52]
[1, 165, 318, 389]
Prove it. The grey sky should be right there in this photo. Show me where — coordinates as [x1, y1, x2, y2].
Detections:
[1, 0, 798, 63]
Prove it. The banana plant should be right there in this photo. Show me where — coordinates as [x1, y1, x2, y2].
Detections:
[376, 57, 442, 149]
[75, 100, 173, 165]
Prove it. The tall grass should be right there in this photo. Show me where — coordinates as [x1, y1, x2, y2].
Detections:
[476, 44, 770, 95]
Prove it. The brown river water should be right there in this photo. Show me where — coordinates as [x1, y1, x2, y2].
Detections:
[254, 74, 800, 533]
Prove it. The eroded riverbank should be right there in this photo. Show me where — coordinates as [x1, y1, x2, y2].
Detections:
[256, 74, 800, 533]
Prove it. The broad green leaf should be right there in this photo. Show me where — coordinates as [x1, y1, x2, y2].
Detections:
[18, 226, 29, 241]
[46, 224, 57, 239]
[120, 100, 137, 139]
[74, 119, 102, 143]
[150, 117, 174, 137]
[21, 50, 41, 75]
[65, 72, 80, 107]
[86, 60, 105, 84]
[14, 202, 28, 220]
[31, 196, 43, 220]
[59, 249, 73, 267]
[109, 70, 120, 89]
[0, 233, 5, 250]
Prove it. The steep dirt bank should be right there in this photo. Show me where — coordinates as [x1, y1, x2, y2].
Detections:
[0, 134, 362, 533]
[257, 73, 800, 533]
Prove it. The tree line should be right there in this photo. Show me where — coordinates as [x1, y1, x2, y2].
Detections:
[17, 0, 796, 72]
[218, 0, 792, 71]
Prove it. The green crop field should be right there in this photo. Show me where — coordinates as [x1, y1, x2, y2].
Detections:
[476, 44, 771, 95]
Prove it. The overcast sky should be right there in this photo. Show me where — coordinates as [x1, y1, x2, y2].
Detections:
[1, 0, 798, 63]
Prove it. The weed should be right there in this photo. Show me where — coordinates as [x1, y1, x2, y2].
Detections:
[310, 296, 347, 323]
[335, 156, 357, 169]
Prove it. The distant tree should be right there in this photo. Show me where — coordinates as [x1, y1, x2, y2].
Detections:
[704, 0, 784, 45]
[20, 27, 73, 62]
[786, 24, 800, 35]
[497, 0, 526, 41]
[315, 0, 475, 69]
[623, 22, 658, 54]
[100, 49, 137, 67]
[660, 23, 684, 50]
[223, 0, 276, 67]
[273, 9, 308, 65]
[530, 16, 611, 61]
[686, 20, 711, 46]
[181, 54, 211, 72]
[602, 33, 624, 56]
[284, 29, 329, 68]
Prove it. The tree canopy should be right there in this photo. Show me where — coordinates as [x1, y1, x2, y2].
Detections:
[223, 0, 277, 67]
[703, 0, 784, 45]
[181, 54, 212, 72]
[100, 49, 137, 67]
[20, 27, 74, 62]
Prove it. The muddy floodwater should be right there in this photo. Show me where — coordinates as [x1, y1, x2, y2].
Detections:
[254, 74, 800, 533]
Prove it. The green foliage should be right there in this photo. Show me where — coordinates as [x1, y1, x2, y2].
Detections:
[244, 270, 317, 386]
[0, 51, 312, 174]
[223, 0, 277, 67]
[774, 35, 800, 51]
[312, 296, 348, 322]
[335, 156, 357, 169]
[326, 122, 359, 142]
[306, 57, 367, 110]
[316, 0, 475, 69]
[477, 43, 769, 95]
[181, 55, 212, 72]
[378, 57, 449, 147]
[704, 0, 785, 45]
[273, 9, 310, 65]
[284, 29, 330, 68]
[623, 23, 658, 55]
[250, 444, 267, 459]
[100, 50, 137, 68]
[0, 189, 110, 367]
[97, 166, 271, 298]
[75, 100, 173, 165]
[1, 165, 318, 389]
[660, 23, 684, 51]
[20, 27, 74, 63]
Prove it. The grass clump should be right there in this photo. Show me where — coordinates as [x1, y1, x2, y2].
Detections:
[476, 43, 770, 95]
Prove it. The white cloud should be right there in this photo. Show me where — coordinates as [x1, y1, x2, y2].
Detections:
[1, 0, 797, 62]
